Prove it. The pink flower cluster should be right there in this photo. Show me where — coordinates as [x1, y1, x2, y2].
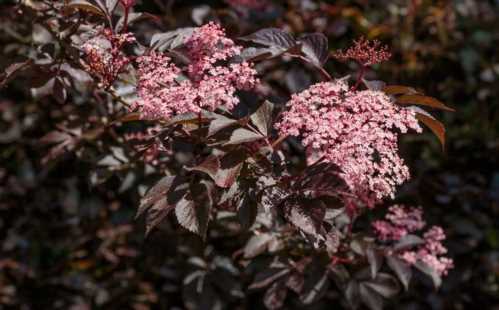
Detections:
[275, 80, 422, 207]
[133, 22, 258, 120]
[82, 29, 135, 88]
[373, 205, 454, 276]
[333, 37, 391, 66]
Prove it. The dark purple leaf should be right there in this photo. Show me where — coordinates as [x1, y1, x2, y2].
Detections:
[249, 268, 290, 290]
[386, 256, 412, 291]
[250, 100, 274, 136]
[393, 234, 425, 251]
[0, 60, 33, 88]
[243, 233, 273, 259]
[359, 284, 383, 310]
[362, 273, 400, 298]
[225, 128, 264, 145]
[298, 33, 329, 66]
[264, 281, 288, 310]
[239, 28, 295, 56]
[414, 260, 442, 288]
[151, 28, 195, 51]
[366, 246, 383, 279]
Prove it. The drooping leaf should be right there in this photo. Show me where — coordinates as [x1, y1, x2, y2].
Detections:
[0, 59, 33, 88]
[150, 28, 195, 51]
[393, 234, 425, 251]
[386, 256, 412, 291]
[414, 260, 442, 288]
[416, 112, 446, 148]
[382, 85, 420, 96]
[175, 181, 213, 238]
[249, 268, 290, 290]
[225, 128, 264, 145]
[250, 100, 274, 136]
[297, 33, 329, 67]
[366, 246, 383, 279]
[359, 283, 384, 310]
[238, 194, 258, 230]
[300, 273, 329, 305]
[362, 273, 400, 298]
[397, 94, 455, 112]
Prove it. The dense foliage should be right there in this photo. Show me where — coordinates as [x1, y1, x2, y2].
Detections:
[1, 1, 498, 309]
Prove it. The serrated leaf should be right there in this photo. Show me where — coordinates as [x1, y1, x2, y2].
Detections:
[144, 197, 176, 236]
[397, 94, 455, 112]
[283, 199, 325, 236]
[416, 113, 446, 148]
[382, 85, 420, 95]
[386, 256, 412, 291]
[151, 28, 195, 51]
[137, 175, 176, 219]
[250, 100, 274, 136]
[175, 181, 213, 238]
[225, 128, 264, 145]
[298, 33, 329, 67]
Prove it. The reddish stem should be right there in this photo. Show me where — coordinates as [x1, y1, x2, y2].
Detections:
[352, 64, 366, 91]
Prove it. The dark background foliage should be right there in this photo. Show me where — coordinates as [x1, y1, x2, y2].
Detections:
[1, 0, 498, 309]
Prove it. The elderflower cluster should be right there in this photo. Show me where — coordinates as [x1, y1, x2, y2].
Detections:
[81, 29, 135, 88]
[373, 205, 454, 276]
[275, 80, 422, 207]
[133, 22, 258, 120]
[333, 36, 391, 66]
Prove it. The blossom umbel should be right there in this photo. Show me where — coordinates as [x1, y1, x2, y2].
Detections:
[373, 205, 454, 276]
[334, 37, 391, 66]
[275, 80, 422, 207]
[81, 29, 135, 88]
[133, 22, 258, 120]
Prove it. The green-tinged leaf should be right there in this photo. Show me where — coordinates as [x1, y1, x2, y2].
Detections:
[65, 1, 106, 16]
[386, 256, 412, 291]
[416, 113, 446, 148]
[250, 100, 274, 136]
[225, 128, 264, 145]
[397, 94, 455, 112]
[297, 33, 329, 67]
[382, 85, 419, 96]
